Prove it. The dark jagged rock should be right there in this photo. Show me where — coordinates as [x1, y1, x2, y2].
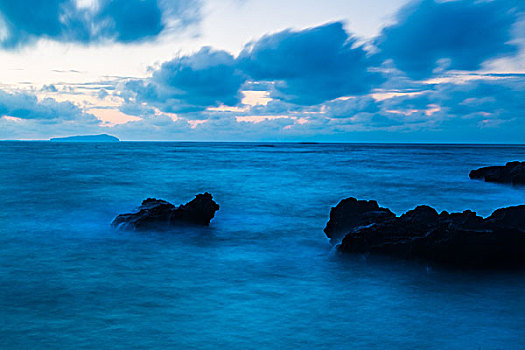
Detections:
[112, 193, 219, 230]
[325, 197, 525, 267]
[469, 161, 525, 185]
[324, 197, 396, 244]
[486, 205, 525, 229]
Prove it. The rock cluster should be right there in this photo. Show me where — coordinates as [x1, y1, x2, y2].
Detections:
[469, 161, 525, 185]
[112, 193, 219, 230]
[325, 197, 525, 266]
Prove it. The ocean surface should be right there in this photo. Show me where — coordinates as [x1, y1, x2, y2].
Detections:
[1, 142, 525, 349]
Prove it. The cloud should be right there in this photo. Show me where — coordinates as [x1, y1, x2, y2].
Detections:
[95, 0, 164, 43]
[347, 76, 525, 140]
[2, 77, 523, 142]
[255, 76, 525, 137]
[0, 89, 102, 140]
[108, 112, 295, 141]
[0, 90, 98, 122]
[376, 0, 522, 80]
[120, 47, 246, 113]
[115, 15, 524, 120]
[42, 84, 58, 92]
[382, 77, 525, 121]
[324, 96, 379, 118]
[3, 5, 523, 142]
[119, 22, 386, 115]
[97, 88, 109, 99]
[238, 22, 384, 105]
[0, 0, 200, 48]
[0, 116, 102, 140]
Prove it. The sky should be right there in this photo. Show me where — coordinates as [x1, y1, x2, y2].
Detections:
[0, 0, 524, 142]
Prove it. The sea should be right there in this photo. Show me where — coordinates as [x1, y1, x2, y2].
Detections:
[1, 142, 524, 349]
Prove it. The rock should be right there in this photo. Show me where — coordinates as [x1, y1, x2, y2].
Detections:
[324, 197, 396, 244]
[112, 193, 219, 230]
[469, 161, 525, 185]
[486, 205, 525, 229]
[326, 197, 525, 267]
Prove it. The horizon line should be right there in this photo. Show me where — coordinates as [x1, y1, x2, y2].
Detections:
[1, 139, 525, 146]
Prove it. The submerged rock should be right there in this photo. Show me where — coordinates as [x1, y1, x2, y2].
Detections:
[469, 161, 525, 185]
[112, 193, 219, 230]
[325, 197, 525, 267]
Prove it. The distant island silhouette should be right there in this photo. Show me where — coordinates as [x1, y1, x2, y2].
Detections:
[50, 134, 120, 142]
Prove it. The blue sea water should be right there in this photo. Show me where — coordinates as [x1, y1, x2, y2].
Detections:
[1, 142, 525, 349]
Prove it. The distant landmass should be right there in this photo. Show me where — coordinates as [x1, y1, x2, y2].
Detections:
[50, 134, 120, 142]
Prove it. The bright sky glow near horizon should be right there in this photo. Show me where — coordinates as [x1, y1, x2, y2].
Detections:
[0, 0, 524, 142]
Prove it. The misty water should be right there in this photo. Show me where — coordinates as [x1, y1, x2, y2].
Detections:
[1, 142, 525, 349]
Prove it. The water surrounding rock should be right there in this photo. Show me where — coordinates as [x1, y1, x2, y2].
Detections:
[112, 193, 219, 230]
[469, 161, 525, 185]
[326, 197, 525, 267]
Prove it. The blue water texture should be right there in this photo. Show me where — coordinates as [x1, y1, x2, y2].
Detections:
[1, 142, 525, 349]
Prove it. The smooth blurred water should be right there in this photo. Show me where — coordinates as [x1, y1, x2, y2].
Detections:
[1, 142, 525, 349]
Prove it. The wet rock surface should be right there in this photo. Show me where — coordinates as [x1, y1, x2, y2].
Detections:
[469, 161, 525, 185]
[112, 193, 219, 230]
[326, 197, 525, 267]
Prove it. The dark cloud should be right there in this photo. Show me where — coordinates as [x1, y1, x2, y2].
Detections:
[376, 0, 521, 80]
[96, 0, 164, 43]
[120, 47, 246, 113]
[0, 90, 97, 122]
[238, 22, 384, 105]
[0, 0, 200, 48]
